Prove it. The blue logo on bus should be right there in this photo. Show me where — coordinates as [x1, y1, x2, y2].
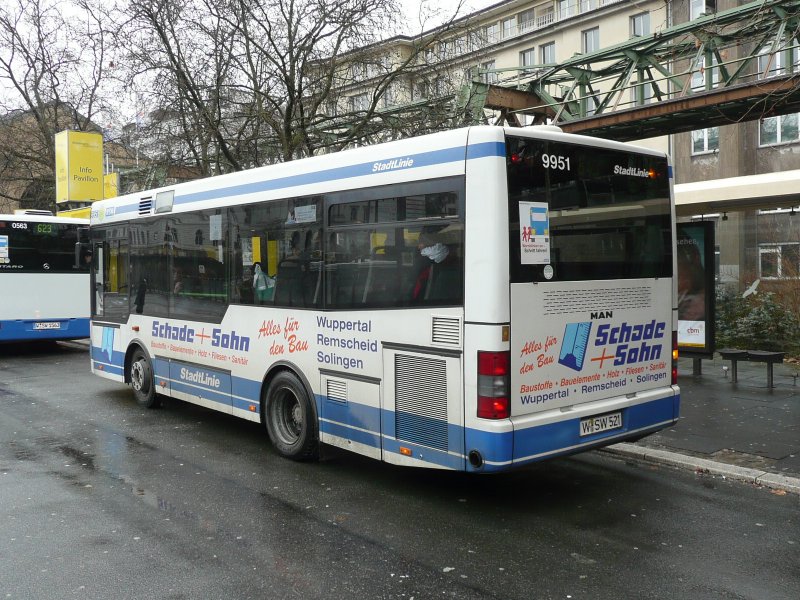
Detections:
[594, 320, 666, 367]
[559, 319, 667, 372]
[559, 322, 592, 372]
[152, 320, 250, 351]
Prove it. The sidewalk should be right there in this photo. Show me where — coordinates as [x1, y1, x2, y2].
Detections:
[608, 355, 800, 493]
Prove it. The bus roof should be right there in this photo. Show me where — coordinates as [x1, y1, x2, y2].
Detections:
[90, 125, 668, 226]
[0, 213, 88, 224]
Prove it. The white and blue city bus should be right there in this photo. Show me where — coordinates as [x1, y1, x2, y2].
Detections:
[88, 125, 679, 472]
[0, 212, 90, 342]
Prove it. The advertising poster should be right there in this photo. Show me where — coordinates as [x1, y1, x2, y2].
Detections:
[677, 221, 715, 356]
[518, 201, 550, 264]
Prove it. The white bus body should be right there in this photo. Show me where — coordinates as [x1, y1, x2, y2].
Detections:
[0, 214, 90, 342]
[89, 126, 679, 472]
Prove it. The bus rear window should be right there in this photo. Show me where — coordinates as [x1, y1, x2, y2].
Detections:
[0, 220, 82, 272]
[506, 136, 672, 283]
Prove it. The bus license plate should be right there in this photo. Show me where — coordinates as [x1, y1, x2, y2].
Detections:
[579, 412, 622, 437]
[33, 322, 61, 330]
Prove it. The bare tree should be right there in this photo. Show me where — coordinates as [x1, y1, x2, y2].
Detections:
[111, 0, 471, 175]
[0, 0, 111, 212]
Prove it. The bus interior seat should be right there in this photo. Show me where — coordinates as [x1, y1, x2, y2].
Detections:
[424, 262, 463, 303]
[327, 262, 368, 308]
[273, 259, 306, 306]
[363, 260, 398, 305]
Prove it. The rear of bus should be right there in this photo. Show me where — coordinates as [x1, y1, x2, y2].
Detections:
[465, 128, 679, 471]
[0, 215, 90, 342]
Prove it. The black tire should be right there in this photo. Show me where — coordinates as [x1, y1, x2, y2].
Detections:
[264, 371, 318, 461]
[130, 348, 161, 408]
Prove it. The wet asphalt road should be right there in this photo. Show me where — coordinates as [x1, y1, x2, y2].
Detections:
[0, 342, 798, 600]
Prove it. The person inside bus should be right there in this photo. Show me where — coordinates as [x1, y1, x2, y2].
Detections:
[412, 231, 454, 301]
[133, 278, 147, 314]
[81, 248, 93, 270]
[253, 261, 274, 303]
[173, 268, 185, 295]
[289, 231, 302, 258]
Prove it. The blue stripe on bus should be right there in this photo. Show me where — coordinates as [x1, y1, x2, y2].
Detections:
[111, 142, 505, 216]
[91, 345, 678, 471]
[91, 344, 125, 377]
[467, 141, 505, 160]
[322, 396, 383, 438]
[319, 416, 383, 450]
[508, 395, 676, 466]
[232, 376, 262, 410]
[0, 317, 89, 342]
[315, 392, 677, 471]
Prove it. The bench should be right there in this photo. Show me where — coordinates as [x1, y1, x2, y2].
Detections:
[718, 348, 785, 388]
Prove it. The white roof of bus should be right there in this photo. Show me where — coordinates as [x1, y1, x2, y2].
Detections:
[91, 125, 668, 225]
[0, 213, 88, 224]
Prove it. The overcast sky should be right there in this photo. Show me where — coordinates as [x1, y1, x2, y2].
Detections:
[399, 0, 502, 33]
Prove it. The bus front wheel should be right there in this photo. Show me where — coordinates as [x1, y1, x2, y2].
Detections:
[264, 371, 318, 461]
[130, 348, 161, 409]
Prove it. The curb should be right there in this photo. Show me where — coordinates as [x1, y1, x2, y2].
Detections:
[603, 442, 800, 495]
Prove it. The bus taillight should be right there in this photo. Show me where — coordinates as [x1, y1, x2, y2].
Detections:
[672, 331, 679, 385]
[477, 351, 510, 419]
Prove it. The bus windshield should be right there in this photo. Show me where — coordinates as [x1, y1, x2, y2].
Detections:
[0, 218, 85, 272]
[506, 135, 672, 283]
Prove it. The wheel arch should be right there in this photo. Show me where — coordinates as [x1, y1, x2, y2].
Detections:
[123, 339, 149, 385]
[260, 360, 319, 428]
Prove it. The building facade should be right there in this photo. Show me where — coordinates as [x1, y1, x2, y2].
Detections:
[340, 0, 800, 294]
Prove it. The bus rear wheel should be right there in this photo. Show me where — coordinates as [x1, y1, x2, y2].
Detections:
[130, 348, 161, 409]
[264, 371, 318, 461]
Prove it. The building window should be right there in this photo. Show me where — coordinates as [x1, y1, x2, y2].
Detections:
[690, 1, 715, 20]
[584, 95, 598, 117]
[760, 113, 800, 146]
[518, 9, 535, 34]
[540, 42, 556, 65]
[483, 23, 499, 45]
[349, 94, 369, 113]
[691, 128, 719, 154]
[502, 17, 516, 38]
[381, 84, 395, 109]
[557, 0, 574, 19]
[582, 27, 599, 54]
[630, 12, 650, 37]
[691, 55, 720, 91]
[630, 77, 654, 106]
[349, 63, 367, 80]
[520, 48, 536, 73]
[580, 0, 596, 13]
[759, 243, 800, 279]
[536, 6, 554, 28]
[479, 60, 497, 84]
[758, 44, 800, 79]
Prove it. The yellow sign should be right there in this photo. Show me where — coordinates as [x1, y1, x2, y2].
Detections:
[56, 206, 92, 219]
[55, 130, 104, 204]
[104, 172, 119, 199]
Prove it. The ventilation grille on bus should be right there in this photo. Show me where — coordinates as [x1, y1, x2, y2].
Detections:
[395, 354, 448, 452]
[326, 379, 347, 404]
[542, 286, 652, 315]
[431, 316, 461, 346]
[138, 198, 153, 215]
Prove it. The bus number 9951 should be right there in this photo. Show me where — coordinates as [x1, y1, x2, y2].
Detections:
[542, 154, 570, 171]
